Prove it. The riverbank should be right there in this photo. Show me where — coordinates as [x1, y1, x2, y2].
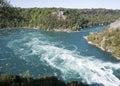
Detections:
[84, 36, 105, 51]
[52, 28, 73, 32]
[0, 26, 79, 33]
[85, 18, 120, 60]
[0, 24, 106, 33]
[0, 74, 89, 86]
[84, 36, 120, 60]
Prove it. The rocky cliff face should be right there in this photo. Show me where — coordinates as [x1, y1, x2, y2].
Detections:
[87, 19, 120, 60]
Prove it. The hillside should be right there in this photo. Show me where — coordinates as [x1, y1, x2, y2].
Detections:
[19, 8, 120, 31]
[86, 19, 120, 60]
[1, 0, 120, 30]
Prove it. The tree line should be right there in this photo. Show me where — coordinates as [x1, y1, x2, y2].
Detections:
[1, 0, 120, 31]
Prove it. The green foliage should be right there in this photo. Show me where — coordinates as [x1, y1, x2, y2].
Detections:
[0, 74, 88, 86]
[0, 0, 24, 28]
[0, 74, 21, 86]
[14, 8, 120, 30]
[1, 0, 120, 30]
[87, 29, 120, 59]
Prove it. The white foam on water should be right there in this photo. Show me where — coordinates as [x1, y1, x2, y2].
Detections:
[7, 32, 120, 86]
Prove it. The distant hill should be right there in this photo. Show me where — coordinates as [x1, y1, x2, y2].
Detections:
[86, 19, 120, 60]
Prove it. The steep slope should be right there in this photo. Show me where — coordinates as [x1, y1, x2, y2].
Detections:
[86, 19, 120, 60]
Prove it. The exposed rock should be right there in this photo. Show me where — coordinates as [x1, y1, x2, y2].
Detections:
[53, 28, 72, 32]
[52, 11, 67, 20]
[109, 18, 120, 31]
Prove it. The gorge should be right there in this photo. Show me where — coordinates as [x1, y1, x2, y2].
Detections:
[0, 26, 120, 86]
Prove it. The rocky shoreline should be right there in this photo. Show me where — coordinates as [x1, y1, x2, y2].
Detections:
[52, 28, 73, 32]
[84, 36, 105, 51]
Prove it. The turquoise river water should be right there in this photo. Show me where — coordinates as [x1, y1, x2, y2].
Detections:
[0, 25, 120, 86]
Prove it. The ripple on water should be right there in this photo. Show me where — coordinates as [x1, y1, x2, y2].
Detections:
[7, 31, 120, 86]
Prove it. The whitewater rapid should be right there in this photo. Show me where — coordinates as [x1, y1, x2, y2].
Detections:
[6, 31, 120, 86]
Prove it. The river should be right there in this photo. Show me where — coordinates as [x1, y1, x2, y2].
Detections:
[0, 26, 120, 86]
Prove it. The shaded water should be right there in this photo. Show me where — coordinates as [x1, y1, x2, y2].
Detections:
[0, 26, 120, 86]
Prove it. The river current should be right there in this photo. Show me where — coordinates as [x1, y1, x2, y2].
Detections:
[0, 26, 120, 86]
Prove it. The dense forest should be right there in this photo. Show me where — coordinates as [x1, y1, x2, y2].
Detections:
[0, 0, 23, 28]
[1, 0, 120, 31]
